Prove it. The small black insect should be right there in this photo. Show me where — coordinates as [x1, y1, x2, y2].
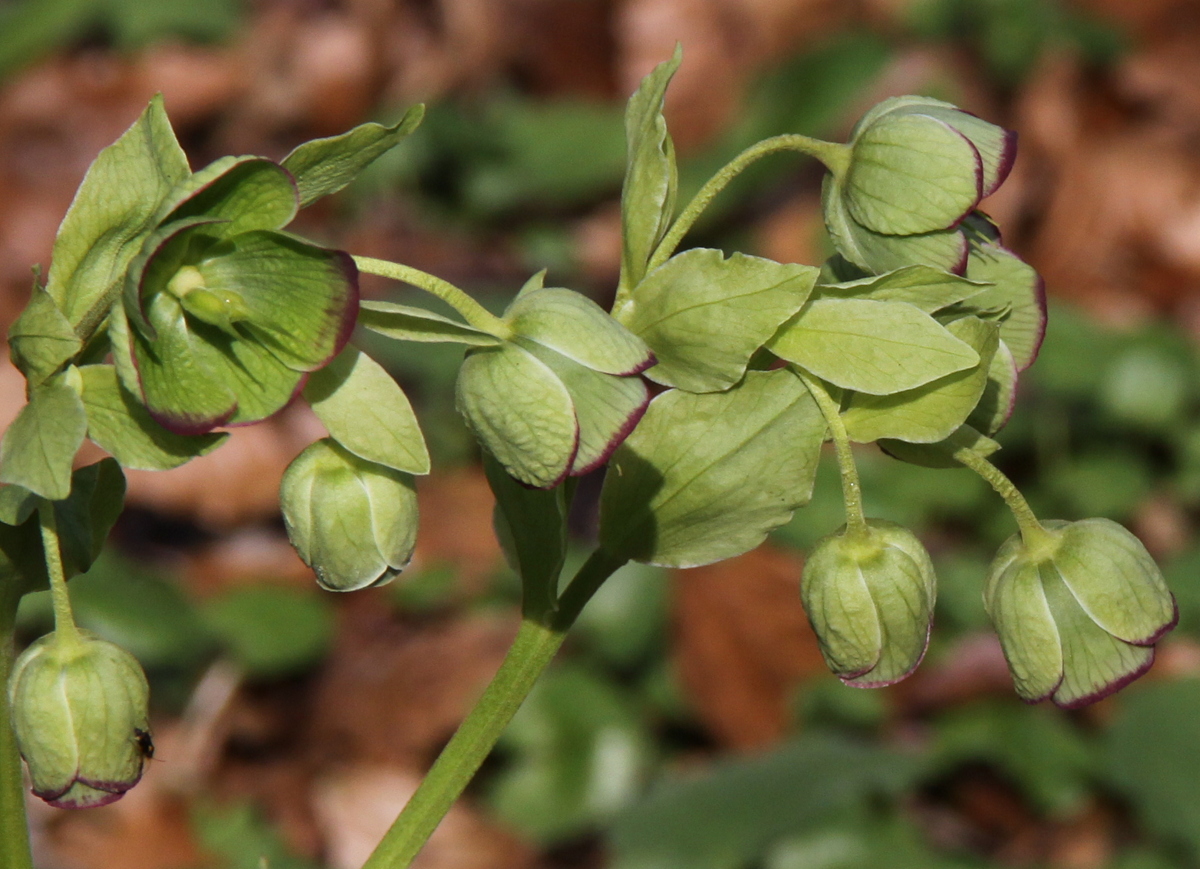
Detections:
[133, 727, 155, 760]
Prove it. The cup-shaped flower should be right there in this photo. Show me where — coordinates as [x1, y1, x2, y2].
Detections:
[823, 96, 1016, 276]
[110, 157, 358, 435]
[8, 631, 150, 808]
[801, 519, 936, 687]
[280, 438, 418, 592]
[456, 285, 654, 488]
[985, 518, 1178, 708]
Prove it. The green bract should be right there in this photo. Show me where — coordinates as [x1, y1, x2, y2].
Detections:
[8, 631, 150, 808]
[800, 520, 936, 687]
[984, 519, 1177, 708]
[456, 284, 654, 488]
[280, 438, 419, 592]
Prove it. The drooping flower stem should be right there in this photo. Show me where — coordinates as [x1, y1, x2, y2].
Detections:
[360, 549, 623, 869]
[796, 369, 867, 535]
[0, 580, 34, 869]
[353, 257, 512, 339]
[624, 134, 849, 307]
[39, 503, 82, 651]
[950, 439, 1054, 553]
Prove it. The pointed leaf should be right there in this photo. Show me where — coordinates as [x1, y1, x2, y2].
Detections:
[769, 298, 979, 395]
[79, 364, 227, 470]
[842, 316, 998, 443]
[846, 112, 981, 235]
[46, 95, 190, 332]
[815, 264, 988, 312]
[599, 370, 826, 567]
[456, 343, 577, 488]
[508, 288, 652, 375]
[517, 340, 649, 475]
[303, 345, 429, 475]
[196, 230, 358, 371]
[620, 46, 681, 291]
[282, 105, 425, 207]
[8, 286, 82, 386]
[359, 300, 502, 346]
[0, 379, 87, 500]
[157, 155, 298, 238]
[621, 249, 817, 392]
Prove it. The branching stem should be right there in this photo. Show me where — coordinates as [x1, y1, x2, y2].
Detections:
[353, 257, 511, 339]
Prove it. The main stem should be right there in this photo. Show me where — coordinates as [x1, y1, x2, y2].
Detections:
[949, 439, 1052, 550]
[0, 581, 34, 869]
[796, 369, 867, 533]
[353, 257, 512, 339]
[618, 134, 848, 308]
[361, 550, 622, 869]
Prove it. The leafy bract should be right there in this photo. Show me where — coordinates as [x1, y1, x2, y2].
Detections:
[80, 364, 227, 470]
[46, 95, 190, 334]
[620, 249, 817, 392]
[282, 104, 425, 208]
[814, 264, 987, 312]
[768, 298, 978, 395]
[842, 316, 998, 443]
[303, 346, 430, 475]
[8, 286, 82, 387]
[619, 45, 681, 293]
[599, 370, 825, 567]
[359, 300, 501, 346]
[0, 377, 87, 500]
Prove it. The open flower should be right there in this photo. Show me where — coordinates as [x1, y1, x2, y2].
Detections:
[801, 520, 937, 687]
[8, 631, 150, 808]
[985, 518, 1177, 707]
[109, 156, 357, 435]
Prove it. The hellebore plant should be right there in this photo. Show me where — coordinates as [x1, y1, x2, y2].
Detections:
[0, 44, 1176, 869]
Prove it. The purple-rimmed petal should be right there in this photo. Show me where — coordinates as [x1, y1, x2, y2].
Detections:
[156, 155, 299, 238]
[507, 287, 654, 376]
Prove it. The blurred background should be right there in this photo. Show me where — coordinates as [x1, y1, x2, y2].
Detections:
[5, 0, 1200, 867]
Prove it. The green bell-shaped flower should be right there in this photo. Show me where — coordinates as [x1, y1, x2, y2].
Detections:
[8, 631, 150, 808]
[823, 96, 1016, 276]
[110, 156, 358, 436]
[985, 518, 1177, 708]
[456, 283, 654, 488]
[801, 520, 936, 687]
[280, 438, 418, 592]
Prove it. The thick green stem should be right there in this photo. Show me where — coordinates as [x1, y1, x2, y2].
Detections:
[949, 439, 1051, 550]
[39, 503, 81, 650]
[796, 369, 867, 533]
[0, 581, 34, 869]
[619, 134, 848, 308]
[353, 257, 512, 339]
[361, 550, 623, 869]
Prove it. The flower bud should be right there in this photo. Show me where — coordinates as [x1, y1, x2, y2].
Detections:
[280, 438, 418, 591]
[801, 520, 936, 687]
[8, 631, 150, 808]
[984, 518, 1177, 708]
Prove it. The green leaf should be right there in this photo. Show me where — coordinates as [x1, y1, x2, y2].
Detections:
[456, 343, 577, 488]
[53, 457, 125, 577]
[879, 423, 1000, 470]
[156, 155, 298, 238]
[815, 264, 988, 313]
[8, 285, 82, 386]
[821, 175, 969, 275]
[0, 485, 36, 526]
[484, 453, 569, 620]
[845, 111, 981, 235]
[0, 378, 87, 500]
[359, 300, 502, 346]
[620, 45, 681, 292]
[620, 249, 817, 392]
[842, 316, 998, 443]
[80, 364, 228, 470]
[769, 298, 979, 395]
[45, 95, 190, 335]
[303, 345, 429, 475]
[282, 105, 425, 208]
[202, 586, 334, 678]
[600, 370, 826, 567]
[508, 288, 652, 375]
[517, 340, 649, 475]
